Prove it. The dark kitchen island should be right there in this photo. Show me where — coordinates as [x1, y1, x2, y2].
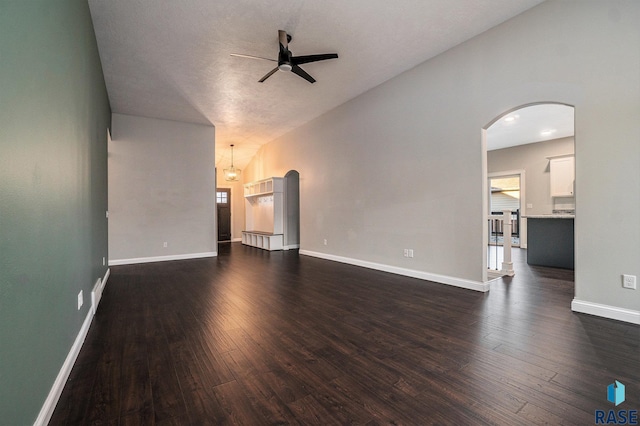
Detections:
[525, 215, 575, 270]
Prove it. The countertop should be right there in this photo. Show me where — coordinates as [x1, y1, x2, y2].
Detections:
[523, 214, 575, 219]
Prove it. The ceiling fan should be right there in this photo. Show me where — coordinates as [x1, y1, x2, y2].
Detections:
[231, 30, 338, 83]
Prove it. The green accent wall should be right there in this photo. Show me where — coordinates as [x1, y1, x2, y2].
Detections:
[0, 1, 111, 424]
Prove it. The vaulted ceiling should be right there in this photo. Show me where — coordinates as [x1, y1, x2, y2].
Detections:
[88, 0, 545, 169]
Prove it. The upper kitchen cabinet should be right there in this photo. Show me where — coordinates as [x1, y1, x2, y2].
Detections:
[549, 155, 575, 197]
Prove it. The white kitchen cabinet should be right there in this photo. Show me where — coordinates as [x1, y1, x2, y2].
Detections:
[550, 156, 574, 197]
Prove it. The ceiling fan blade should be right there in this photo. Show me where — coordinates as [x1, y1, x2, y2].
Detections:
[258, 67, 279, 83]
[291, 65, 316, 83]
[230, 53, 276, 62]
[291, 53, 338, 65]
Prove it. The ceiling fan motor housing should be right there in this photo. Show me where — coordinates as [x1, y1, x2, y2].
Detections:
[278, 47, 292, 71]
[231, 30, 338, 83]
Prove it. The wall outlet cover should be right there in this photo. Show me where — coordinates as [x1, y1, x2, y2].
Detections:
[77, 290, 83, 310]
[622, 274, 636, 289]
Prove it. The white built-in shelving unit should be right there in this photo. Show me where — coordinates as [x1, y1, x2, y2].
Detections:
[242, 177, 285, 251]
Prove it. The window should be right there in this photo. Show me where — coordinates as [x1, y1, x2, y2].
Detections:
[216, 191, 228, 204]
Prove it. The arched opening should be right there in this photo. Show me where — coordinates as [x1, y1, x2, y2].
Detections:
[284, 170, 300, 250]
[482, 103, 575, 283]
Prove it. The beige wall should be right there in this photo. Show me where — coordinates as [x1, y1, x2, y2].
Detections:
[244, 1, 640, 316]
[109, 114, 217, 262]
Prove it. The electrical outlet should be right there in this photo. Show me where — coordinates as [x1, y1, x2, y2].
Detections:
[408, 249, 414, 258]
[102, 257, 106, 266]
[77, 290, 83, 310]
[527, 203, 533, 209]
[403, 249, 408, 257]
[622, 274, 636, 289]
[163, 242, 168, 248]
[323, 239, 327, 246]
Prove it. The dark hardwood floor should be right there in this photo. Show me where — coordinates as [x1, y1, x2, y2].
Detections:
[51, 244, 639, 425]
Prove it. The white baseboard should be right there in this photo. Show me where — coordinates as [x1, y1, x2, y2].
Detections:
[91, 268, 110, 315]
[283, 244, 300, 250]
[231, 238, 242, 243]
[300, 250, 490, 292]
[35, 268, 112, 425]
[109, 251, 217, 266]
[571, 299, 640, 325]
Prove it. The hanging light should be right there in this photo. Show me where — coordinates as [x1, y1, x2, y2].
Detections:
[223, 144, 241, 182]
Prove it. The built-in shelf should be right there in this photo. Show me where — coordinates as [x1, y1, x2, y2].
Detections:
[546, 153, 574, 160]
[242, 231, 283, 251]
[243, 177, 285, 251]
[244, 177, 284, 198]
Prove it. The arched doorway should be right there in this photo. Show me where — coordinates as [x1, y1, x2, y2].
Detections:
[284, 170, 300, 250]
[483, 103, 575, 282]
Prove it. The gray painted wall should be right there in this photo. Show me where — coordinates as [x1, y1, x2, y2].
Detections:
[244, 1, 640, 312]
[0, 1, 111, 423]
[109, 114, 216, 262]
[488, 137, 575, 216]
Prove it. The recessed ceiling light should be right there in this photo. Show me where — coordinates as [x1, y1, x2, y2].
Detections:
[541, 129, 557, 136]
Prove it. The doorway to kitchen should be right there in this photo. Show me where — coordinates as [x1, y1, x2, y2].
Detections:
[482, 102, 575, 283]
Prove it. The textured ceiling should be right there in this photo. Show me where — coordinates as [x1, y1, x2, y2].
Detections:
[88, 0, 545, 169]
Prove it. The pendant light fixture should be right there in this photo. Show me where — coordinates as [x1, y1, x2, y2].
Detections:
[223, 144, 241, 182]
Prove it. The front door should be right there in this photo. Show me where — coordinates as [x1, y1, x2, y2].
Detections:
[216, 188, 231, 241]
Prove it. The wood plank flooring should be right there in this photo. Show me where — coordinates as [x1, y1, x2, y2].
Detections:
[51, 244, 639, 425]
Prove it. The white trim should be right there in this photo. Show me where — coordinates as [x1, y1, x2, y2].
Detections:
[481, 128, 489, 282]
[300, 250, 490, 292]
[36, 267, 113, 424]
[571, 299, 640, 325]
[231, 238, 242, 243]
[35, 267, 112, 425]
[91, 268, 110, 315]
[283, 244, 300, 250]
[109, 251, 217, 266]
[34, 306, 93, 425]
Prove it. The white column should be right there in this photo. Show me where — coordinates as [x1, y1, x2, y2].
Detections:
[501, 209, 515, 276]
